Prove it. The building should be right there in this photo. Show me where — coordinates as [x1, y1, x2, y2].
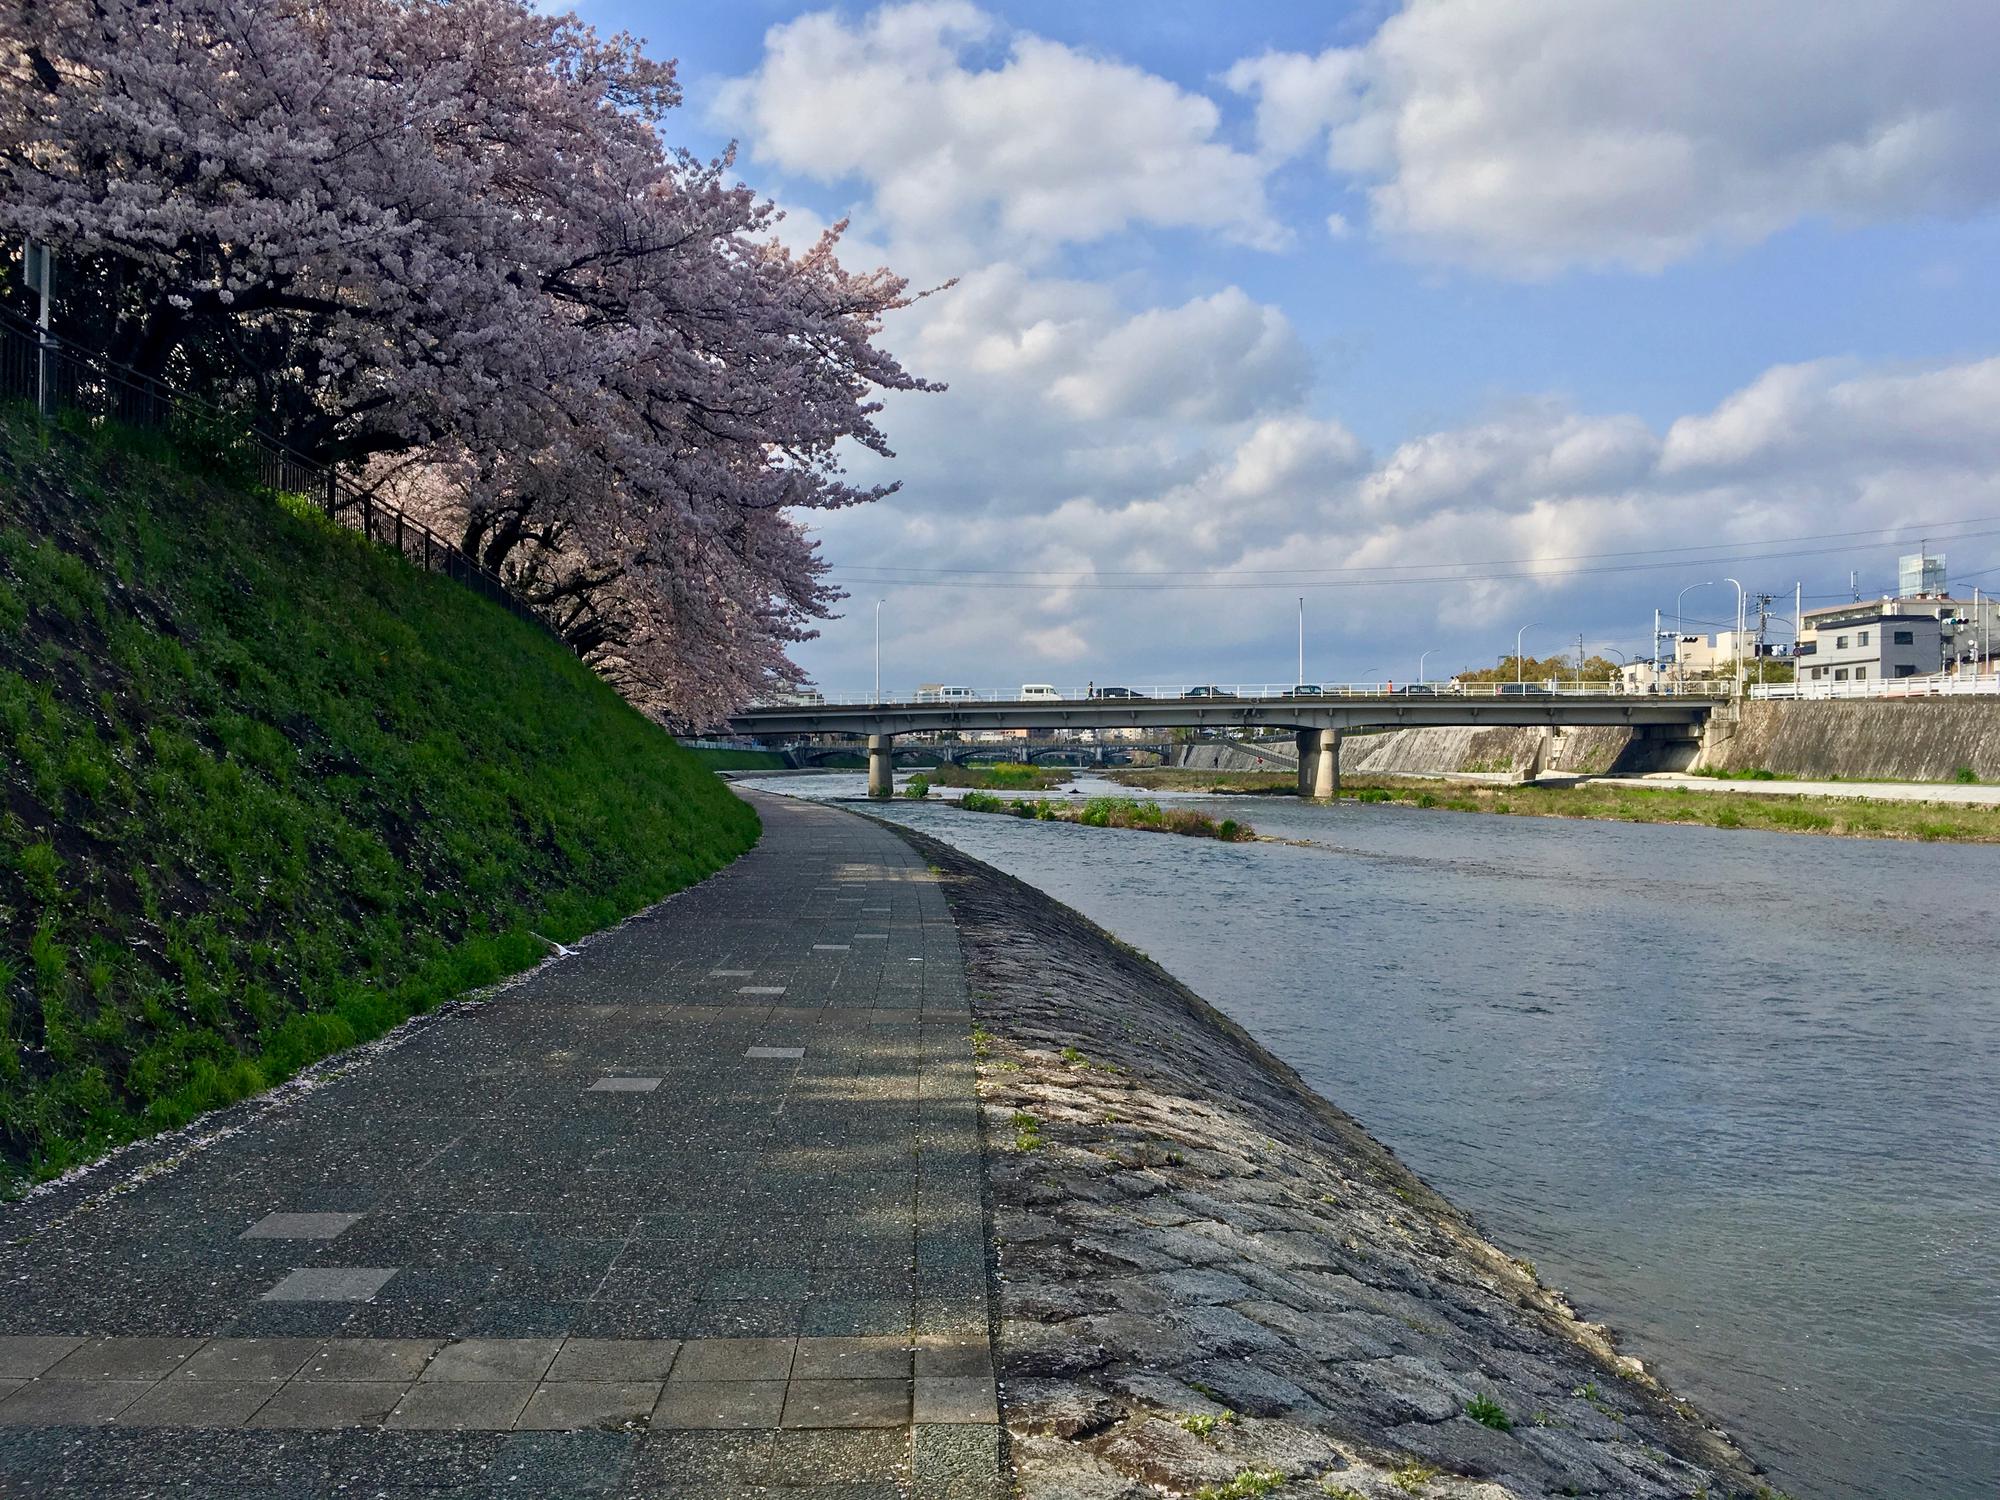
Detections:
[1794, 555, 2000, 684]
[1794, 608, 1942, 684]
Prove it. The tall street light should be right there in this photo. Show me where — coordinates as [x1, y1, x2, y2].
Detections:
[1297, 597, 1304, 687]
[1725, 577, 1745, 687]
[1515, 622, 1539, 683]
[1676, 581, 1714, 643]
[874, 598, 885, 703]
[1418, 647, 1441, 683]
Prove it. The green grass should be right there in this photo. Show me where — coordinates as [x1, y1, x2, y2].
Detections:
[0, 414, 758, 1194]
[952, 792, 1254, 841]
[1191, 1470, 1284, 1500]
[1465, 1393, 1513, 1430]
[680, 746, 786, 771]
[929, 760, 1068, 790]
[1333, 776, 2000, 843]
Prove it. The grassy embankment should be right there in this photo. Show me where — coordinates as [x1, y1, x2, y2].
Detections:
[1107, 768, 2000, 842]
[956, 791, 1253, 841]
[681, 746, 788, 771]
[0, 416, 759, 1193]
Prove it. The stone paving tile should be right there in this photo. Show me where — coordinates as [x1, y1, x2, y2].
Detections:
[387, 1380, 537, 1431]
[0, 794, 997, 1496]
[515, 1380, 659, 1431]
[782, 1379, 911, 1430]
[0, 1336, 84, 1378]
[652, 1380, 787, 1430]
[421, 1338, 562, 1383]
[263, 1268, 398, 1303]
[0, 1380, 150, 1425]
[42, 1337, 205, 1381]
[118, 1375, 282, 1427]
[246, 1379, 407, 1428]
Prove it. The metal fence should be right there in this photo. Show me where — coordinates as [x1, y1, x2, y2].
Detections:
[0, 309, 543, 631]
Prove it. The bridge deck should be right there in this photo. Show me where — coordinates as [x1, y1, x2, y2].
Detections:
[730, 689, 1721, 739]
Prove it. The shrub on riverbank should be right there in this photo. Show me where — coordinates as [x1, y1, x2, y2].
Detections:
[0, 418, 759, 1193]
[955, 792, 1251, 841]
[932, 760, 1069, 791]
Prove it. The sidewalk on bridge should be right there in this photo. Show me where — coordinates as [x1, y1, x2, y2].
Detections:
[0, 791, 1000, 1499]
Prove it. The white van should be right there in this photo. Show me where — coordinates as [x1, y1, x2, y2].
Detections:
[1020, 684, 1060, 701]
[914, 684, 978, 703]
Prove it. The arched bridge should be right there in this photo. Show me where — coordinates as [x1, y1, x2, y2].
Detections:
[728, 683, 1730, 799]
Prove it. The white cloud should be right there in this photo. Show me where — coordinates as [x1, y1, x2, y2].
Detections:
[1229, 0, 2000, 274]
[804, 355, 2000, 687]
[714, 2, 1283, 263]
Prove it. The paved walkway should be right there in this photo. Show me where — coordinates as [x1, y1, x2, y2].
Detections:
[0, 792, 998, 1498]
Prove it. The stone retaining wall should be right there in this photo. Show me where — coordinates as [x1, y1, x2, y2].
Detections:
[884, 823, 1775, 1500]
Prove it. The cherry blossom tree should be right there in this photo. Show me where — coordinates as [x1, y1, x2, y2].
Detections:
[0, 0, 932, 720]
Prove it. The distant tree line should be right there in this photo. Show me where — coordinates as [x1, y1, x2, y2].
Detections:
[0, 0, 936, 722]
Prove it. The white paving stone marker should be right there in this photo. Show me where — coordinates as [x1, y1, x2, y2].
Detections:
[745, 1047, 806, 1060]
[812, 944, 850, 951]
[241, 1212, 365, 1240]
[262, 1268, 398, 1302]
[737, 986, 787, 996]
[586, 1076, 661, 1092]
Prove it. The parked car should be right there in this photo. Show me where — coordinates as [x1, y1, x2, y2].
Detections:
[1019, 683, 1060, 701]
[915, 684, 978, 703]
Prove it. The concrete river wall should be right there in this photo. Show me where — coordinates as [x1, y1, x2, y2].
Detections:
[1179, 700, 2000, 782]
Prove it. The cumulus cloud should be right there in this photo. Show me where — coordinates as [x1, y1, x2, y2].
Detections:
[1228, 0, 2000, 274]
[714, 1, 1283, 262]
[808, 354, 2000, 686]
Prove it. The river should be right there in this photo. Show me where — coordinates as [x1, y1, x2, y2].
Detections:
[741, 772, 1999, 1500]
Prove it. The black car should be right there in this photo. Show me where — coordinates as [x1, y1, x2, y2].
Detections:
[1280, 684, 1325, 699]
[1182, 685, 1229, 699]
[1092, 685, 1144, 699]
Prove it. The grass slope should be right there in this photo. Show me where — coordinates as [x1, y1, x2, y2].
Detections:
[680, 746, 787, 771]
[0, 416, 758, 1193]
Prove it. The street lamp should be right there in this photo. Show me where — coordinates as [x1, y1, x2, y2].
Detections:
[1725, 577, 1745, 688]
[1297, 597, 1304, 687]
[873, 598, 884, 703]
[1418, 647, 1441, 683]
[1515, 622, 1539, 683]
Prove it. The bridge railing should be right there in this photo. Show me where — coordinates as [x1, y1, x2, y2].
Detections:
[1751, 675, 1998, 701]
[746, 680, 1735, 709]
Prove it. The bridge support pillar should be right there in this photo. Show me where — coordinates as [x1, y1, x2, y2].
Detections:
[867, 734, 894, 799]
[1295, 728, 1340, 800]
[1313, 728, 1340, 800]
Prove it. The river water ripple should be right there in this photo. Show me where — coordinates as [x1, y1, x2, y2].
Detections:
[742, 773, 2000, 1500]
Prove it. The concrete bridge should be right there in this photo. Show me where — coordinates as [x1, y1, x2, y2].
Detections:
[786, 740, 1180, 770]
[729, 684, 1729, 798]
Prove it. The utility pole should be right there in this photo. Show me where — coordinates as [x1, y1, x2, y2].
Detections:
[873, 598, 884, 703]
[23, 238, 53, 417]
[1576, 633, 1586, 684]
[1753, 592, 1775, 685]
[1297, 597, 1304, 687]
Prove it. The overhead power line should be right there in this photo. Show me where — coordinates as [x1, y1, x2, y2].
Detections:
[827, 519, 2000, 593]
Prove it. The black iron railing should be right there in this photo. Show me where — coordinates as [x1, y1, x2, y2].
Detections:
[0, 309, 543, 630]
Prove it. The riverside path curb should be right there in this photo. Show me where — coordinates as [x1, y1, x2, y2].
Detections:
[0, 790, 1003, 1499]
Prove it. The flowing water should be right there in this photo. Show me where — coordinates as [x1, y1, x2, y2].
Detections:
[742, 772, 2000, 1500]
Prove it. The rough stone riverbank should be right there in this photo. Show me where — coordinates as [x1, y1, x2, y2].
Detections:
[880, 819, 1779, 1500]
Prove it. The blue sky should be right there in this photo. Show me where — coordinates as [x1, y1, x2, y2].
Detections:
[578, 0, 2000, 688]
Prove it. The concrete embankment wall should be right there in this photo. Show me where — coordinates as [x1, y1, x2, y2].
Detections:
[1699, 699, 2000, 780]
[1177, 701, 2000, 782]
